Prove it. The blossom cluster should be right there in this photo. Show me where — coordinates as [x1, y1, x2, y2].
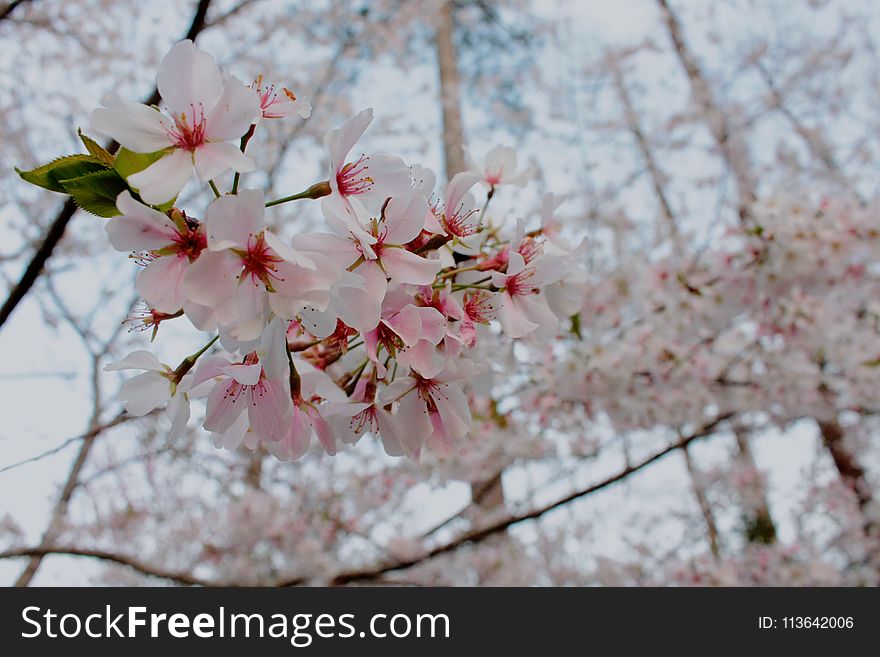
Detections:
[544, 193, 880, 433]
[26, 40, 581, 461]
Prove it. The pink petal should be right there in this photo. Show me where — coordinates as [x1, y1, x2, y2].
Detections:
[205, 378, 246, 433]
[383, 190, 429, 245]
[381, 247, 441, 286]
[184, 249, 242, 308]
[267, 406, 311, 461]
[385, 305, 423, 347]
[496, 293, 539, 338]
[137, 254, 188, 313]
[205, 189, 264, 250]
[107, 191, 177, 251]
[248, 377, 292, 443]
[308, 407, 337, 455]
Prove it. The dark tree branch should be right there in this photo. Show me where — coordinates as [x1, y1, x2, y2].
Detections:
[0, 547, 218, 586]
[319, 413, 735, 586]
[0, 0, 33, 21]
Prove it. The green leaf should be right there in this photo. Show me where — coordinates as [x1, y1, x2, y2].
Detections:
[77, 129, 115, 166]
[15, 155, 107, 193]
[59, 169, 128, 217]
[114, 147, 168, 179]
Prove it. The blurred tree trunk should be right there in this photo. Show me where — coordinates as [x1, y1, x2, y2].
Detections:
[734, 428, 777, 545]
[434, 0, 504, 514]
[435, 0, 466, 178]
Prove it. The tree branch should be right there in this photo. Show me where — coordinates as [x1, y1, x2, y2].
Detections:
[320, 413, 735, 586]
[0, 547, 218, 586]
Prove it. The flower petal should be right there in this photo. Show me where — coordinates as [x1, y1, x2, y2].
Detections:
[205, 189, 264, 250]
[205, 379, 246, 433]
[383, 189, 429, 245]
[90, 94, 172, 153]
[325, 108, 373, 169]
[137, 255, 188, 313]
[105, 350, 164, 372]
[107, 191, 177, 251]
[381, 247, 441, 286]
[128, 148, 193, 205]
[183, 249, 241, 308]
[204, 77, 261, 142]
[157, 40, 223, 118]
[193, 142, 255, 181]
[119, 371, 171, 416]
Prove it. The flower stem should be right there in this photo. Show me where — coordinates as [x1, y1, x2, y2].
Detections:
[477, 185, 495, 225]
[231, 123, 256, 195]
[265, 181, 332, 207]
[173, 334, 219, 382]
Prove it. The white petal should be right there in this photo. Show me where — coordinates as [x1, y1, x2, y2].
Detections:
[107, 191, 177, 251]
[119, 371, 172, 416]
[166, 391, 191, 440]
[105, 350, 164, 372]
[90, 94, 173, 153]
[127, 148, 193, 205]
[157, 40, 223, 118]
[194, 142, 255, 181]
[205, 77, 261, 142]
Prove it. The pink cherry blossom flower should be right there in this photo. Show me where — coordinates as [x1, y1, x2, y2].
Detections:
[459, 290, 496, 348]
[91, 40, 261, 204]
[322, 108, 411, 223]
[379, 362, 476, 457]
[104, 350, 192, 439]
[183, 189, 340, 341]
[326, 374, 413, 457]
[491, 250, 563, 339]
[363, 293, 447, 377]
[298, 190, 441, 332]
[470, 145, 534, 188]
[251, 75, 311, 120]
[107, 191, 206, 313]
[265, 361, 346, 461]
[194, 319, 292, 446]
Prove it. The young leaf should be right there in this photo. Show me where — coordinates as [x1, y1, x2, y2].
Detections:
[77, 129, 115, 166]
[59, 169, 128, 217]
[15, 155, 107, 193]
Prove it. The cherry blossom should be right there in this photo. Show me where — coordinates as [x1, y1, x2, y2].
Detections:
[104, 350, 192, 439]
[106, 191, 206, 313]
[184, 189, 340, 341]
[470, 145, 534, 188]
[322, 108, 411, 223]
[251, 75, 311, 120]
[91, 40, 261, 204]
